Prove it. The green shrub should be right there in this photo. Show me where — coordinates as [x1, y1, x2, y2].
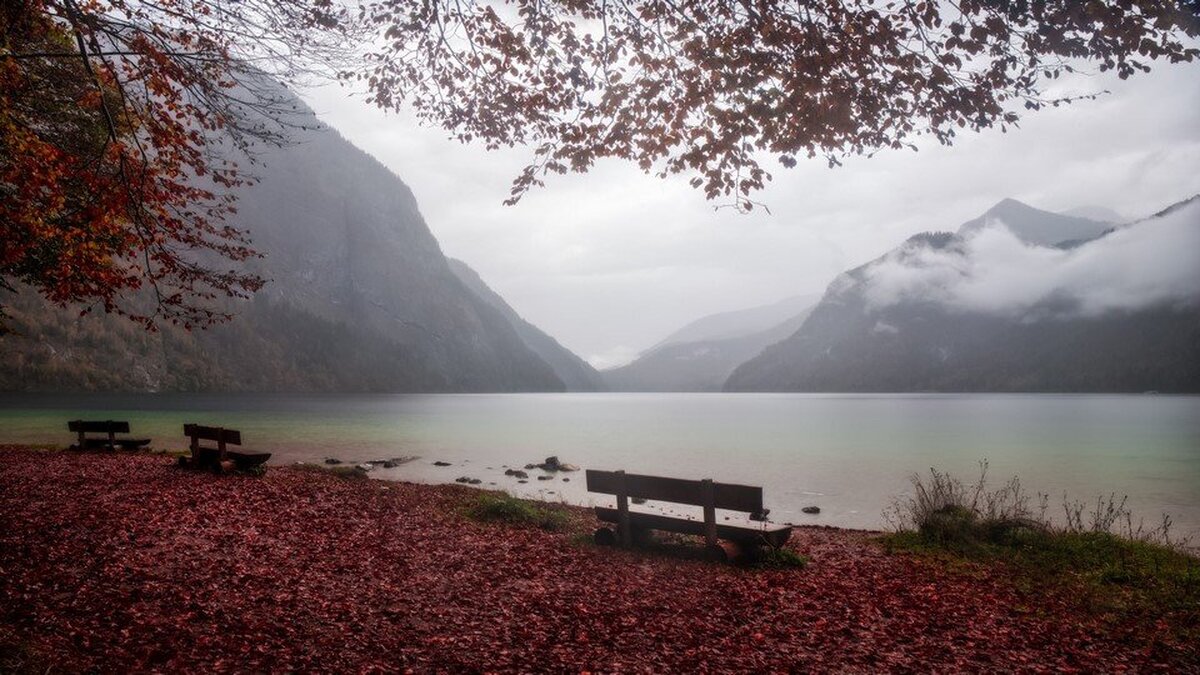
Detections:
[290, 463, 368, 480]
[881, 462, 1200, 642]
[326, 465, 368, 480]
[753, 547, 808, 570]
[919, 505, 979, 549]
[465, 493, 569, 531]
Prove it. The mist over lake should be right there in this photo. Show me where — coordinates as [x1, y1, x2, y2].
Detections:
[4, 392, 1197, 540]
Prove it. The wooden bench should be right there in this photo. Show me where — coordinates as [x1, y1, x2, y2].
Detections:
[179, 424, 271, 473]
[586, 469, 792, 560]
[67, 420, 151, 451]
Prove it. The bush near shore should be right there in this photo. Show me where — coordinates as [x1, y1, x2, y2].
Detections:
[881, 462, 1200, 646]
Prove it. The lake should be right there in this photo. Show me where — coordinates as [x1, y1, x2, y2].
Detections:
[2, 393, 1198, 540]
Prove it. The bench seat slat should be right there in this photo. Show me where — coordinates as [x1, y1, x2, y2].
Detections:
[68, 420, 131, 433]
[81, 437, 150, 449]
[595, 507, 792, 548]
[226, 450, 271, 467]
[183, 424, 242, 445]
[191, 447, 270, 468]
[586, 469, 763, 513]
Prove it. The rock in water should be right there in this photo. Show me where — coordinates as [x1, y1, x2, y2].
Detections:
[801, 506, 821, 515]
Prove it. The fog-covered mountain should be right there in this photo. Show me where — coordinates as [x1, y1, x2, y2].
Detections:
[447, 260, 605, 391]
[603, 296, 815, 391]
[1060, 205, 1126, 224]
[726, 197, 1200, 393]
[959, 198, 1112, 246]
[653, 294, 817, 347]
[0, 87, 575, 392]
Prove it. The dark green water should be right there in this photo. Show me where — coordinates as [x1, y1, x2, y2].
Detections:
[2, 393, 1198, 538]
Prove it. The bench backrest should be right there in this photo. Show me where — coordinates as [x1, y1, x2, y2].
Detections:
[68, 420, 130, 434]
[183, 424, 242, 446]
[585, 469, 764, 514]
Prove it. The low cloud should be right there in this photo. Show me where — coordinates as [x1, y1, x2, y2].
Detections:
[862, 199, 1200, 319]
[587, 345, 641, 370]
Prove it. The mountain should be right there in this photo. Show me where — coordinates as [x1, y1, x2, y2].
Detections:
[959, 197, 1112, 246]
[725, 197, 1200, 393]
[654, 294, 817, 347]
[1061, 205, 1126, 224]
[0, 86, 567, 392]
[447, 260, 605, 391]
[602, 297, 816, 391]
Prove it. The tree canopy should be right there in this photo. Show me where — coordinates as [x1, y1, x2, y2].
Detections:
[2, 0, 1198, 330]
[1, 0, 352, 331]
[357, 0, 1199, 210]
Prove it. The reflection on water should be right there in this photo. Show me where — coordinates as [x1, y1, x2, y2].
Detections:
[2, 392, 1198, 537]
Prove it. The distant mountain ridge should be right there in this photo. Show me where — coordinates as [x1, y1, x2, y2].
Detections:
[447, 260, 605, 391]
[654, 294, 817, 347]
[725, 197, 1200, 393]
[603, 296, 815, 391]
[1060, 205, 1126, 224]
[0, 84, 585, 393]
[959, 197, 1112, 246]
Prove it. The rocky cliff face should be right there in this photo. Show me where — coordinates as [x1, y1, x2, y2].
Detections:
[0, 86, 568, 392]
[447, 259, 605, 391]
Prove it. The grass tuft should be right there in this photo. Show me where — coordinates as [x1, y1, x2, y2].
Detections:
[465, 492, 569, 531]
[752, 547, 808, 570]
[290, 463, 368, 480]
[881, 461, 1200, 641]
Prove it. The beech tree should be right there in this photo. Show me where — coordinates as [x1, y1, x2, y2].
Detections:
[1, 0, 352, 331]
[357, 0, 1199, 210]
[2, 1, 1198, 331]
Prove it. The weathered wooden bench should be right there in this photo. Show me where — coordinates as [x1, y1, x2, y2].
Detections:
[178, 424, 271, 473]
[67, 420, 151, 451]
[586, 469, 792, 560]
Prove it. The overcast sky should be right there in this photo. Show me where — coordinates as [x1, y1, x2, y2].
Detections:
[299, 61, 1200, 369]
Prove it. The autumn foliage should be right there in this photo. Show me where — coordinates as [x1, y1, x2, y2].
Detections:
[2, 447, 1197, 671]
[0, 0, 350, 331]
[2, 1, 1199, 330]
[357, 1, 1200, 210]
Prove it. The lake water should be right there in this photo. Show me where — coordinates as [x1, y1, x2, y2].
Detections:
[2, 393, 1198, 540]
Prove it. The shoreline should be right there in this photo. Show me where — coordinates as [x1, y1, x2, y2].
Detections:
[2, 446, 1196, 671]
[3, 391, 1198, 542]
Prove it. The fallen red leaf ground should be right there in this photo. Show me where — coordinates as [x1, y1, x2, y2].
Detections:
[0, 447, 1194, 672]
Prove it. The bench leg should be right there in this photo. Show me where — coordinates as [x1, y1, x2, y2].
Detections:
[701, 478, 718, 548]
[709, 540, 752, 563]
[593, 527, 616, 546]
[616, 470, 632, 548]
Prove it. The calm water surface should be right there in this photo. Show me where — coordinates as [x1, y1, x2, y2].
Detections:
[2, 393, 1198, 539]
